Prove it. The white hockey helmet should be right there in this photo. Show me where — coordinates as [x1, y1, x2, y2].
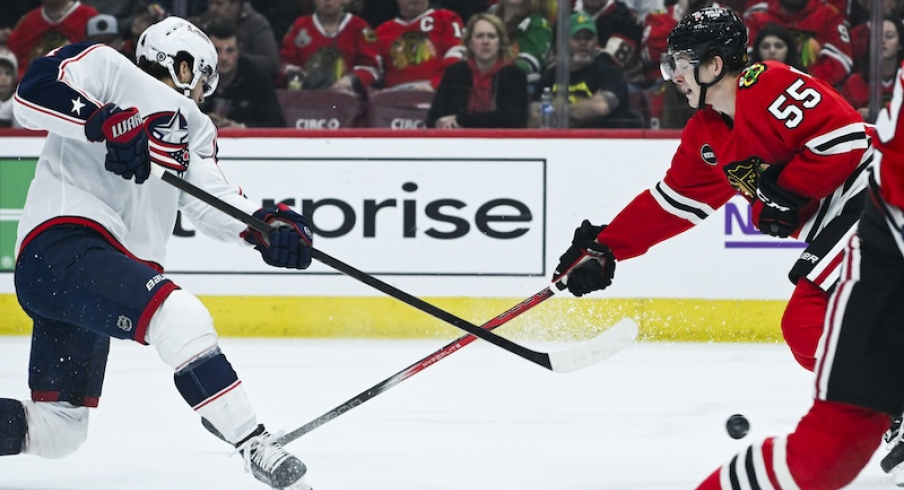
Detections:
[135, 16, 219, 98]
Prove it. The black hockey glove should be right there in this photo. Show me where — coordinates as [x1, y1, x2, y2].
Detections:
[554, 220, 616, 297]
[243, 204, 314, 269]
[756, 165, 809, 239]
[84, 104, 151, 184]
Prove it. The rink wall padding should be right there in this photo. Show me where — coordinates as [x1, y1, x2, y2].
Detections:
[1, 129, 798, 342]
[0, 294, 785, 342]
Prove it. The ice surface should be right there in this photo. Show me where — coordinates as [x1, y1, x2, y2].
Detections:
[0, 338, 893, 489]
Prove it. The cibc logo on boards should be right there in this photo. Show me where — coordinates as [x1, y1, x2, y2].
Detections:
[169, 158, 547, 276]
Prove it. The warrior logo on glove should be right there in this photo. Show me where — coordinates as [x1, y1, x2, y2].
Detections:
[145, 110, 191, 172]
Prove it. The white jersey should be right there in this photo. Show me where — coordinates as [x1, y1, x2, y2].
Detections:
[13, 42, 257, 267]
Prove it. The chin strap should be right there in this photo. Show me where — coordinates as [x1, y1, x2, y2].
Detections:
[693, 62, 729, 109]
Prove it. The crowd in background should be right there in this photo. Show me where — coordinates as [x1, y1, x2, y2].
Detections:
[0, 0, 901, 129]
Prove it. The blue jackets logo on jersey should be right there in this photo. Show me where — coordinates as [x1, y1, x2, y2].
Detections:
[145, 110, 190, 172]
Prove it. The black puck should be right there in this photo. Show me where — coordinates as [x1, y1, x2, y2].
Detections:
[726, 414, 749, 439]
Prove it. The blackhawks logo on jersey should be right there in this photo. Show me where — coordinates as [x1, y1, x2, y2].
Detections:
[145, 110, 190, 172]
[739, 63, 767, 89]
[724, 156, 770, 197]
[389, 32, 437, 69]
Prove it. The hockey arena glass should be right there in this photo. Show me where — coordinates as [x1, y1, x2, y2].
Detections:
[660, 50, 700, 81]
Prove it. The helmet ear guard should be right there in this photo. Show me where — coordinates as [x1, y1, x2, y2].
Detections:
[135, 16, 219, 98]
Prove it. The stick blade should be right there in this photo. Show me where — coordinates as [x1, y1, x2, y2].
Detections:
[548, 318, 638, 373]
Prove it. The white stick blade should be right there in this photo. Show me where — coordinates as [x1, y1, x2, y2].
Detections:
[548, 318, 639, 373]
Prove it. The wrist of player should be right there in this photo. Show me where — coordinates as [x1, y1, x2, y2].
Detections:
[755, 165, 808, 238]
[553, 220, 616, 295]
[243, 204, 314, 269]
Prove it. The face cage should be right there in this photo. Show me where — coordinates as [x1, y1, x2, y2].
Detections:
[660, 49, 701, 81]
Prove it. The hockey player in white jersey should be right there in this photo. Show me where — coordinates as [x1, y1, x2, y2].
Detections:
[1, 17, 313, 490]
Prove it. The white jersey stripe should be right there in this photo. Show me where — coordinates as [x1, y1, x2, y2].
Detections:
[805, 122, 868, 155]
[771, 436, 803, 490]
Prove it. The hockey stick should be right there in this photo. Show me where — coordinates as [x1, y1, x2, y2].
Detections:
[276, 317, 636, 444]
[153, 167, 638, 372]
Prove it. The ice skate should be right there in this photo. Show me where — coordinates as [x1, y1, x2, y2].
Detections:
[881, 417, 904, 486]
[237, 425, 311, 490]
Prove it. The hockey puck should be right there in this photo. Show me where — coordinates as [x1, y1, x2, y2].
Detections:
[726, 414, 749, 439]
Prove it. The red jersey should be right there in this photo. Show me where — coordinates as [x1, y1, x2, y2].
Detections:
[7, 1, 99, 80]
[598, 62, 872, 263]
[279, 13, 381, 88]
[873, 61, 904, 209]
[375, 8, 465, 89]
[641, 6, 679, 84]
[841, 72, 894, 111]
[746, 0, 852, 86]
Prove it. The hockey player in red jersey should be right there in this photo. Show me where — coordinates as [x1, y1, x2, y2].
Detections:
[556, 7, 872, 375]
[279, 0, 382, 93]
[745, 0, 853, 86]
[374, 0, 466, 90]
[694, 46, 904, 490]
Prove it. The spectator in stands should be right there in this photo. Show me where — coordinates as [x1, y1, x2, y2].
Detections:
[201, 21, 285, 128]
[279, 0, 381, 94]
[426, 13, 528, 128]
[375, 0, 466, 91]
[749, 22, 804, 70]
[195, 0, 280, 78]
[842, 15, 904, 121]
[530, 12, 639, 128]
[488, 0, 553, 83]
[434, 0, 493, 24]
[849, 0, 900, 75]
[575, 0, 644, 81]
[248, 0, 304, 44]
[81, 0, 139, 33]
[0, 48, 20, 128]
[121, 2, 167, 62]
[345, 0, 399, 29]
[7, 0, 99, 80]
[745, 0, 853, 86]
[85, 13, 124, 52]
[0, 1, 40, 44]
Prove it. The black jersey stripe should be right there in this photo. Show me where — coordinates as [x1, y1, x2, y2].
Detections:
[812, 131, 867, 154]
[654, 182, 710, 221]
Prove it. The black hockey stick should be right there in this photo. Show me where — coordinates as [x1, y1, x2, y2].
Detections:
[154, 167, 638, 373]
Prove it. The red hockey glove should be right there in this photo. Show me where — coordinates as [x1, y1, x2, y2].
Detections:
[554, 220, 616, 297]
[243, 204, 314, 269]
[84, 104, 151, 184]
[756, 165, 809, 239]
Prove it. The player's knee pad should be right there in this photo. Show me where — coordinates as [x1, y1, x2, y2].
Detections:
[146, 289, 219, 370]
[23, 400, 89, 459]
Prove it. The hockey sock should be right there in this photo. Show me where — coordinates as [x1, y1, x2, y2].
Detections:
[0, 399, 27, 455]
[785, 399, 887, 489]
[173, 349, 257, 444]
[694, 399, 888, 490]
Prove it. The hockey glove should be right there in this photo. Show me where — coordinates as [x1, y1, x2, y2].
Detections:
[554, 220, 616, 297]
[756, 165, 809, 239]
[84, 104, 151, 184]
[243, 204, 314, 270]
